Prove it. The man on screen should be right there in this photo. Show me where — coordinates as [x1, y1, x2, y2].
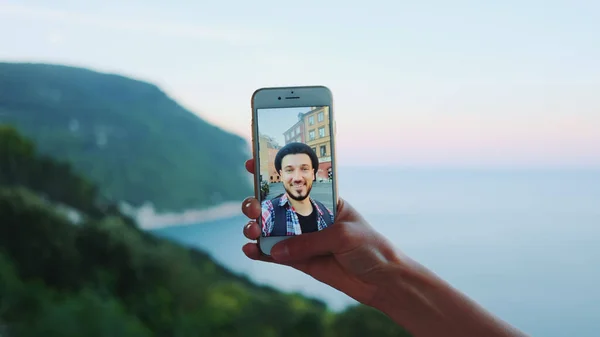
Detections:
[261, 142, 334, 236]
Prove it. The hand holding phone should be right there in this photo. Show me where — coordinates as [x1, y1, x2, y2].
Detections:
[251, 86, 339, 255]
[244, 87, 530, 337]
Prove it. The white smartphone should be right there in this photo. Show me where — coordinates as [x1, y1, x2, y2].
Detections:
[251, 86, 339, 255]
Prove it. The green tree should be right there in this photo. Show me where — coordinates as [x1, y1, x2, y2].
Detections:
[0, 111, 414, 337]
[332, 305, 412, 337]
[0, 62, 252, 212]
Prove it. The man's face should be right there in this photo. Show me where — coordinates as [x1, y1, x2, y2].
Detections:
[280, 153, 314, 201]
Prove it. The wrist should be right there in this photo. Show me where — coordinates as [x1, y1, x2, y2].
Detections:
[370, 253, 448, 335]
[370, 252, 528, 337]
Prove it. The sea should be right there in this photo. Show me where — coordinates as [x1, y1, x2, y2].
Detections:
[151, 167, 600, 337]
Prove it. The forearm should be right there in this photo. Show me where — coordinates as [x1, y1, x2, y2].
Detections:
[373, 256, 528, 337]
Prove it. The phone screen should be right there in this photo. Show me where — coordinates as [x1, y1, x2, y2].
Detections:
[256, 106, 336, 237]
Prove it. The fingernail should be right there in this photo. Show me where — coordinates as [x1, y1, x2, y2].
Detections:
[271, 244, 289, 260]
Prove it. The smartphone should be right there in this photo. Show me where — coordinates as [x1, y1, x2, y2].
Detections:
[251, 86, 338, 255]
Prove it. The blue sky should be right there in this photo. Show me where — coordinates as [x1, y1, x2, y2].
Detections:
[1, 0, 599, 168]
[258, 107, 312, 146]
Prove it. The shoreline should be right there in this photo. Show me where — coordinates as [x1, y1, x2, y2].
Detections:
[121, 201, 243, 230]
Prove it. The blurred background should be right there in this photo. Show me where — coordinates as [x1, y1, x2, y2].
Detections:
[1, 1, 599, 336]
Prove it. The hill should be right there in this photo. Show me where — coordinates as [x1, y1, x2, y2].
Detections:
[0, 126, 412, 336]
[0, 62, 251, 213]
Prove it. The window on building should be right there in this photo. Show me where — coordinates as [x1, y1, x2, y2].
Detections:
[320, 145, 327, 157]
[312, 147, 317, 154]
[309, 116, 314, 125]
[318, 111, 324, 122]
[318, 126, 325, 138]
[295, 126, 299, 135]
[309, 130, 315, 140]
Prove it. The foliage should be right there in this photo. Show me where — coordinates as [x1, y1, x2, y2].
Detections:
[0, 96, 412, 337]
[0, 62, 252, 212]
[261, 180, 270, 200]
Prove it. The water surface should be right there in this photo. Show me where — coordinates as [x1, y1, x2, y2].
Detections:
[153, 167, 600, 337]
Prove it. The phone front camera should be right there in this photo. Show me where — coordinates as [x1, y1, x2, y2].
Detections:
[278, 97, 281, 100]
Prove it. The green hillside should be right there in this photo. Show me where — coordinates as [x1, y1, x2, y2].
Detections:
[0, 126, 412, 336]
[0, 62, 251, 212]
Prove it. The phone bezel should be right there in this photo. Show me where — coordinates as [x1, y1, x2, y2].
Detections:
[251, 85, 338, 256]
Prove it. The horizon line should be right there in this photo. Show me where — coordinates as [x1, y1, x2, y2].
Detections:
[334, 164, 600, 171]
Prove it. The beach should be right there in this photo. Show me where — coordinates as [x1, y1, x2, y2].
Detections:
[122, 200, 243, 230]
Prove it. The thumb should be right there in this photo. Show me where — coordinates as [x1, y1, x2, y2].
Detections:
[270, 198, 358, 261]
[270, 225, 344, 262]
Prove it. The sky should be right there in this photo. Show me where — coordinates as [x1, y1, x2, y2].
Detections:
[258, 107, 312, 146]
[1, 0, 599, 168]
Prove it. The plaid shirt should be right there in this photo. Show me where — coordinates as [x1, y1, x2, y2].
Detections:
[261, 193, 334, 236]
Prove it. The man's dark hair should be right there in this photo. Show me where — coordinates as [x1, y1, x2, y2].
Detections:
[274, 142, 319, 176]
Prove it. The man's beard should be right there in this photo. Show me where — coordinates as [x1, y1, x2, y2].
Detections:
[284, 182, 312, 201]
